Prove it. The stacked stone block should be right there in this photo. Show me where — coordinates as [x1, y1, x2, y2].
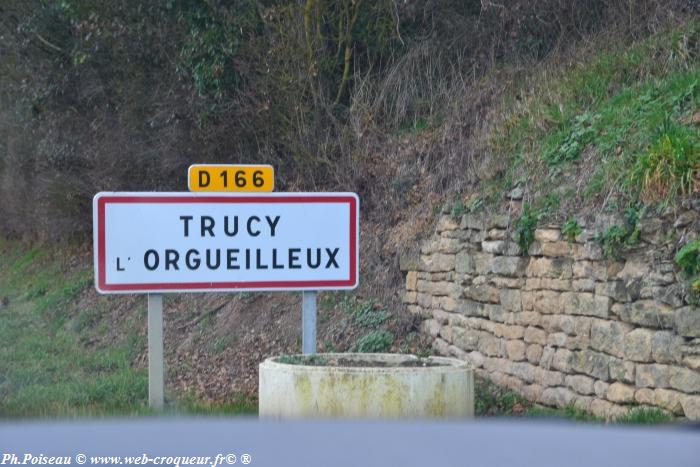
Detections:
[403, 211, 700, 420]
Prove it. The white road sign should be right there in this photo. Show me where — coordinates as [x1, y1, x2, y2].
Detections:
[93, 192, 359, 293]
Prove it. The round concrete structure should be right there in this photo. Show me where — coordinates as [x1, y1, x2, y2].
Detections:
[258, 353, 473, 418]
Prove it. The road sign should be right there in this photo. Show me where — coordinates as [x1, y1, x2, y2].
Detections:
[93, 192, 359, 293]
[188, 164, 274, 192]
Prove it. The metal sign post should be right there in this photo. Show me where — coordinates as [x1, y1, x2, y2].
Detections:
[93, 190, 359, 410]
[147, 293, 164, 409]
[302, 291, 317, 355]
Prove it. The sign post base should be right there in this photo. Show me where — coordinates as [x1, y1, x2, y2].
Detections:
[148, 293, 164, 409]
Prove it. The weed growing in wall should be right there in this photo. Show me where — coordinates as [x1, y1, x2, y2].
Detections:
[451, 199, 465, 220]
[466, 196, 484, 213]
[595, 206, 643, 260]
[562, 218, 583, 243]
[515, 204, 541, 255]
[675, 238, 700, 295]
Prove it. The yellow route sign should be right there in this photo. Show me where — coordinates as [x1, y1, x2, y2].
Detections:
[188, 164, 274, 192]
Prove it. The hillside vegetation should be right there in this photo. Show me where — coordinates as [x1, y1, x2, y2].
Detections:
[1, 1, 695, 236]
[0, 1, 699, 416]
[482, 19, 700, 224]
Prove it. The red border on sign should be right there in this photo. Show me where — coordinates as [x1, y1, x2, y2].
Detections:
[96, 195, 358, 292]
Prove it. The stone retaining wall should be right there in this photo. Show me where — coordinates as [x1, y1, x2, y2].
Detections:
[402, 208, 700, 419]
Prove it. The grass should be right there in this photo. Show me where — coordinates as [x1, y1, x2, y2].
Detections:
[0, 242, 147, 417]
[475, 377, 674, 425]
[615, 407, 674, 425]
[628, 121, 700, 202]
[527, 405, 603, 423]
[0, 240, 252, 418]
[173, 393, 257, 416]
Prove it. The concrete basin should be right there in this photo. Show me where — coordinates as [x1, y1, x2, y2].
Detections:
[258, 353, 473, 418]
